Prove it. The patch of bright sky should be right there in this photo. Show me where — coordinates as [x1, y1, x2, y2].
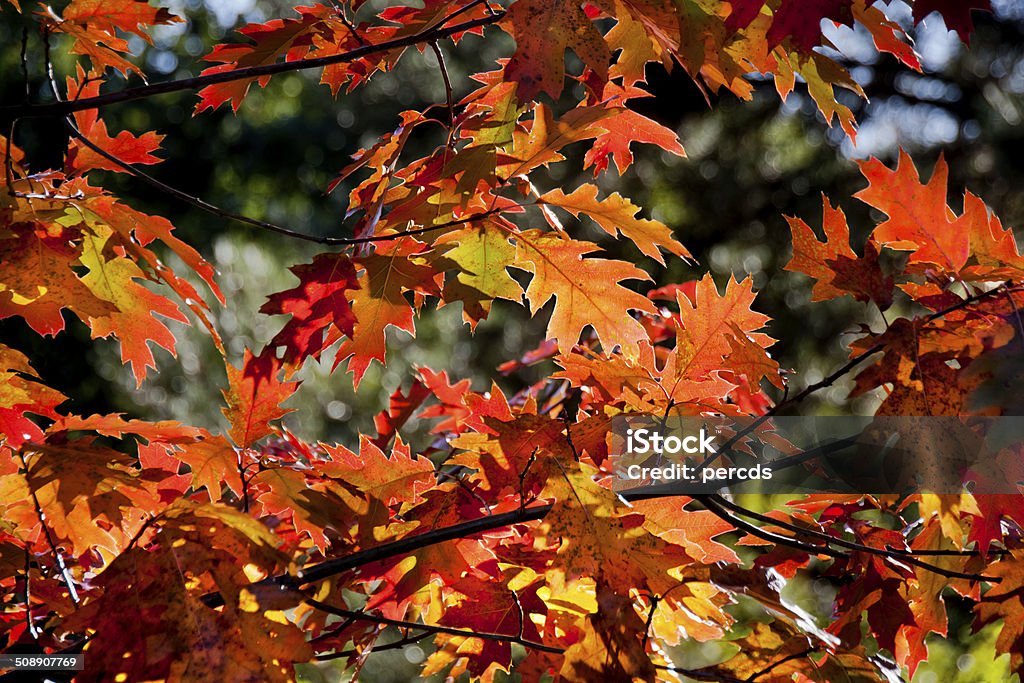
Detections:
[815, 0, 1004, 158]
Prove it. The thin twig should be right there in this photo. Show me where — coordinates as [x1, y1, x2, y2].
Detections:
[1004, 286, 1024, 343]
[16, 451, 80, 605]
[124, 513, 159, 552]
[518, 447, 538, 513]
[562, 413, 580, 462]
[315, 631, 431, 660]
[57, 110, 504, 245]
[304, 597, 563, 654]
[23, 548, 39, 639]
[641, 594, 659, 649]
[20, 26, 30, 102]
[705, 495, 998, 582]
[699, 282, 1019, 471]
[4, 119, 18, 194]
[512, 589, 525, 640]
[336, 5, 366, 46]
[436, 467, 494, 515]
[429, 41, 454, 130]
[238, 449, 250, 513]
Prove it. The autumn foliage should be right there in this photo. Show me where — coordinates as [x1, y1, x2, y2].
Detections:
[2, 0, 1024, 681]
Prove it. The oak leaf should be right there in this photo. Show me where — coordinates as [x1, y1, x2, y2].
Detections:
[260, 253, 359, 367]
[60, 501, 310, 682]
[78, 226, 188, 385]
[538, 184, 690, 263]
[321, 435, 434, 508]
[65, 67, 164, 173]
[784, 195, 893, 307]
[973, 550, 1024, 669]
[175, 433, 243, 503]
[502, 0, 611, 99]
[514, 230, 656, 359]
[671, 274, 772, 382]
[0, 345, 65, 448]
[855, 150, 969, 272]
[222, 351, 298, 448]
[334, 239, 441, 385]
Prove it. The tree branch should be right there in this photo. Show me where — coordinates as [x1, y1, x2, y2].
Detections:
[303, 597, 564, 655]
[16, 451, 80, 606]
[57, 108, 504, 245]
[315, 631, 431, 661]
[0, 12, 505, 121]
[698, 282, 1019, 472]
[200, 503, 553, 609]
[657, 646, 818, 683]
[697, 495, 844, 558]
[704, 494, 999, 582]
[429, 41, 455, 130]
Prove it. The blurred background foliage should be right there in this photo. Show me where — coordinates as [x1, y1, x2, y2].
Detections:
[3, 0, 1024, 680]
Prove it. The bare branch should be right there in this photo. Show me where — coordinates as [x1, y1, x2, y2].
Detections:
[429, 41, 455, 131]
[698, 494, 844, 559]
[657, 646, 818, 683]
[749, 648, 819, 682]
[22, 547, 39, 639]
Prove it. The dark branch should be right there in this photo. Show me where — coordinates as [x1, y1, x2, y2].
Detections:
[429, 41, 455, 130]
[697, 495, 844, 558]
[57, 111, 504, 245]
[16, 451, 80, 606]
[0, 12, 505, 121]
[699, 282, 1019, 471]
[304, 597, 564, 655]
[749, 647, 818, 682]
[656, 646, 818, 683]
[295, 503, 552, 586]
[315, 632, 431, 661]
[705, 494, 999, 582]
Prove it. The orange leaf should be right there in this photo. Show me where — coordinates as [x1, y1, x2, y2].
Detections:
[0, 344, 66, 447]
[78, 228, 188, 385]
[671, 274, 772, 382]
[514, 230, 656, 360]
[334, 239, 440, 386]
[175, 433, 242, 503]
[855, 150, 970, 271]
[784, 195, 893, 307]
[973, 550, 1024, 670]
[538, 184, 690, 264]
[221, 351, 298, 448]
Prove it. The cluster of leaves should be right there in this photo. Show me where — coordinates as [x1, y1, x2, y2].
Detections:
[2, 0, 1023, 681]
